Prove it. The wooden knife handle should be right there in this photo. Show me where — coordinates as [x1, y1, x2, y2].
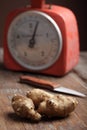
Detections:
[20, 75, 60, 90]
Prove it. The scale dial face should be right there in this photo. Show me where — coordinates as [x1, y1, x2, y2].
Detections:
[7, 11, 62, 70]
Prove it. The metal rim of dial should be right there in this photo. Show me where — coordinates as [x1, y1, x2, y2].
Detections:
[7, 10, 63, 71]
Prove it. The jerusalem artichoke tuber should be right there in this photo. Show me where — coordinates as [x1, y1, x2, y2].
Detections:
[37, 95, 78, 117]
[11, 89, 78, 121]
[27, 89, 78, 117]
[26, 88, 54, 107]
[11, 94, 41, 121]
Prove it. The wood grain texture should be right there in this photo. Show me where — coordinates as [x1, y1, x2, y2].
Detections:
[0, 48, 87, 130]
[74, 52, 87, 83]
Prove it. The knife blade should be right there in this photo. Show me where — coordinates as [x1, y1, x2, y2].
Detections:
[20, 75, 86, 97]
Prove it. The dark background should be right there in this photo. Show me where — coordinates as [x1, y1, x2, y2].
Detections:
[0, 0, 87, 51]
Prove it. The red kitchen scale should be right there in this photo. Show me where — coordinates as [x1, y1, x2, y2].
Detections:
[3, 0, 80, 76]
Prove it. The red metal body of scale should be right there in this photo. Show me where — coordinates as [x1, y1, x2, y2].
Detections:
[3, 0, 80, 76]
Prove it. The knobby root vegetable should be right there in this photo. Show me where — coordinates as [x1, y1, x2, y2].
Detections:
[26, 88, 54, 107]
[37, 95, 78, 117]
[26, 89, 78, 117]
[11, 94, 41, 121]
[11, 89, 78, 121]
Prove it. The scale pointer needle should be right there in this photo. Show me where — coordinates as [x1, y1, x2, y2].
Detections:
[29, 21, 39, 48]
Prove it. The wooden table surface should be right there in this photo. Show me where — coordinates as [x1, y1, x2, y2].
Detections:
[0, 48, 87, 130]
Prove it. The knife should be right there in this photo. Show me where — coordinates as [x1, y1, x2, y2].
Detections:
[20, 75, 86, 97]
